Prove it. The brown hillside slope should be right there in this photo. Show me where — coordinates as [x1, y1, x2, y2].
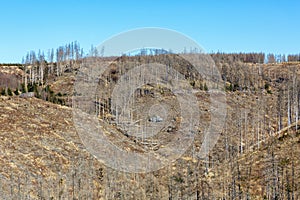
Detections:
[0, 96, 299, 199]
[0, 96, 105, 199]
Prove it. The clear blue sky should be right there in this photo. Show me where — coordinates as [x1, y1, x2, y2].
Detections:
[0, 0, 299, 63]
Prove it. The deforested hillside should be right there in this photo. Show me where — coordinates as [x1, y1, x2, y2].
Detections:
[0, 94, 299, 199]
[0, 53, 300, 199]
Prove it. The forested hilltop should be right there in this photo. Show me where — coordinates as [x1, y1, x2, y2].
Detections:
[0, 42, 299, 199]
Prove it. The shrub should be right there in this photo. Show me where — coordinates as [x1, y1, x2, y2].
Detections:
[204, 82, 208, 91]
[226, 83, 233, 91]
[21, 83, 27, 93]
[200, 82, 203, 90]
[27, 83, 34, 92]
[264, 82, 270, 90]
[1, 88, 6, 95]
[14, 88, 19, 95]
[190, 80, 195, 87]
[173, 175, 184, 183]
[7, 88, 13, 96]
